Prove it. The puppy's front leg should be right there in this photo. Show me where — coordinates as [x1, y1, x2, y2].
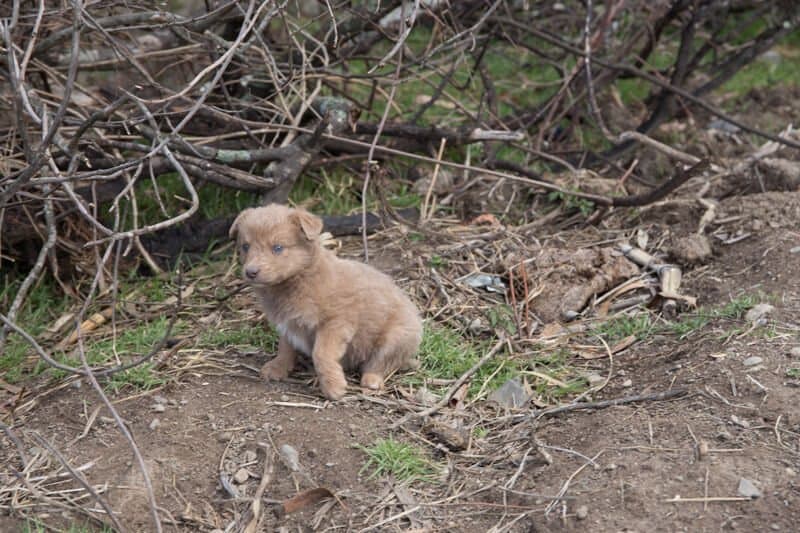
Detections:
[260, 335, 298, 381]
[312, 325, 352, 400]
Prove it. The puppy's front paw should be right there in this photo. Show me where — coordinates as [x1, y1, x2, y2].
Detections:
[360, 372, 383, 390]
[260, 359, 291, 381]
[319, 373, 347, 400]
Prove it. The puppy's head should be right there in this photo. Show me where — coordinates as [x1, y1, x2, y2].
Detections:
[229, 204, 323, 285]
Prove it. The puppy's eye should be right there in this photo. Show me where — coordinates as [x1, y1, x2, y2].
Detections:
[272, 244, 284, 255]
[241, 243, 250, 253]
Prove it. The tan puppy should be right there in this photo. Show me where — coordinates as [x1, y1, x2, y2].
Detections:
[230, 204, 422, 400]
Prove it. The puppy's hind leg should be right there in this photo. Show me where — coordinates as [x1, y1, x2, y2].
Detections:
[261, 335, 299, 381]
[361, 327, 421, 390]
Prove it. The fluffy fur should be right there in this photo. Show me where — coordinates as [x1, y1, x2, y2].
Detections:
[230, 204, 422, 400]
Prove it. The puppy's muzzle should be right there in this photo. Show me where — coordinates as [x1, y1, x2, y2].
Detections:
[245, 266, 259, 280]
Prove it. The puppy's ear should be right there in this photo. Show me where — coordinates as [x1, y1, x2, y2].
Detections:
[229, 208, 252, 239]
[292, 209, 323, 241]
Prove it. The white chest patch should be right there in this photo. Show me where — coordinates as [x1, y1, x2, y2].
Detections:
[275, 322, 312, 355]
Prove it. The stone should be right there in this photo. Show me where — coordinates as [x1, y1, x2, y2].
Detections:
[280, 444, 301, 472]
[488, 377, 529, 408]
[152, 404, 166, 413]
[743, 356, 763, 367]
[789, 347, 800, 358]
[233, 468, 249, 484]
[737, 478, 762, 499]
[576, 505, 589, 520]
[622, 379, 632, 388]
[242, 450, 257, 463]
[153, 395, 168, 404]
[745, 304, 774, 324]
[670, 234, 712, 265]
[149, 418, 160, 430]
[414, 387, 439, 406]
[586, 373, 604, 386]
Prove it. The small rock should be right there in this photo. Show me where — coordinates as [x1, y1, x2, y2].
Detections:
[622, 379, 632, 388]
[152, 404, 166, 413]
[790, 246, 800, 254]
[280, 444, 301, 472]
[422, 420, 468, 452]
[179, 399, 188, 405]
[217, 431, 232, 443]
[586, 373, 604, 386]
[99, 416, 114, 425]
[468, 318, 485, 335]
[670, 234, 712, 265]
[576, 505, 589, 520]
[770, 524, 780, 531]
[708, 119, 741, 134]
[786, 467, 796, 477]
[233, 468, 249, 484]
[745, 303, 774, 324]
[206, 413, 215, 422]
[153, 395, 168, 404]
[737, 478, 762, 499]
[488, 377, 530, 408]
[242, 450, 257, 463]
[731, 415, 750, 428]
[414, 387, 439, 406]
[716, 430, 734, 441]
[743, 356, 764, 367]
[760, 49, 782, 64]
[790, 347, 800, 358]
[149, 418, 160, 430]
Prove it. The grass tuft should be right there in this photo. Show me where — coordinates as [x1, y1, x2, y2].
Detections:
[360, 438, 437, 483]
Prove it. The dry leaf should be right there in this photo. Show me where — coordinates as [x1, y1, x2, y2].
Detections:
[275, 487, 335, 518]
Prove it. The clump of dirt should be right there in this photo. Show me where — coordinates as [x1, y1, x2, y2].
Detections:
[510, 246, 640, 323]
[669, 234, 712, 265]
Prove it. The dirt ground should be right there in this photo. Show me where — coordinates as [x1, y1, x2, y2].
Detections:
[2, 184, 799, 532]
[3, 98, 800, 530]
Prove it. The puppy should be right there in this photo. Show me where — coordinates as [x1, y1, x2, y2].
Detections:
[230, 204, 423, 400]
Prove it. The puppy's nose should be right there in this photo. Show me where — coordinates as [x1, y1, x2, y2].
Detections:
[245, 266, 259, 280]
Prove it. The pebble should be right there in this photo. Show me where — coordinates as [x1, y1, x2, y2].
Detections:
[149, 418, 160, 430]
[99, 416, 115, 425]
[233, 468, 249, 484]
[786, 467, 796, 477]
[153, 395, 168, 404]
[488, 377, 530, 408]
[152, 404, 166, 413]
[414, 387, 439, 406]
[576, 505, 589, 520]
[745, 303, 774, 324]
[586, 373, 604, 386]
[622, 379, 632, 388]
[737, 478, 762, 499]
[743, 356, 763, 367]
[280, 444, 301, 472]
[242, 450, 257, 463]
[217, 431, 233, 443]
[790, 347, 800, 358]
[731, 415, 750, 428]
